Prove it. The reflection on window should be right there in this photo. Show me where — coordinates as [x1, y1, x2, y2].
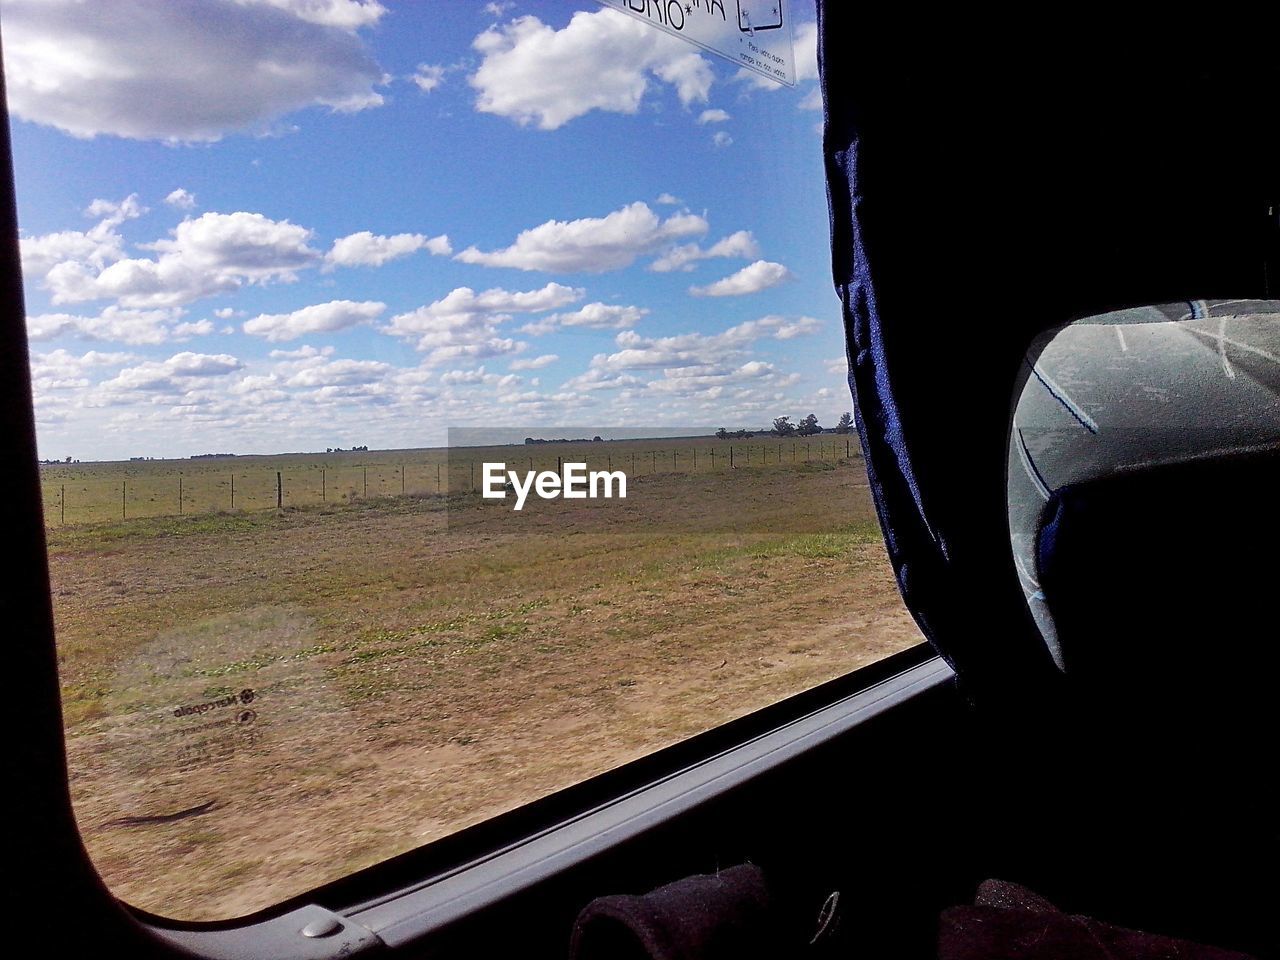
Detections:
[7, 1, 921, 919]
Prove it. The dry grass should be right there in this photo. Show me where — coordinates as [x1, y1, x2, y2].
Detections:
[49, 458, 922, 920]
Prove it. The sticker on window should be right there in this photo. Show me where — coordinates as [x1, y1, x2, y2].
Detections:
[597, 0, 797, 87]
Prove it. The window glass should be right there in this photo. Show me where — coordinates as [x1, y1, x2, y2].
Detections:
[4, 0, 922, 920]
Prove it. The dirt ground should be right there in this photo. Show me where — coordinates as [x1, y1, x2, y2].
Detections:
[49, 460, 923, 920]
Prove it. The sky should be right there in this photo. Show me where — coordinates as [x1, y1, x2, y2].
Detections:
[1, 0, 851, 461]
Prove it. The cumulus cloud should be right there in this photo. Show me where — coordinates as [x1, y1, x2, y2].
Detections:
[456, 201, 706, 273]
[243, 299, 386, 341]
[642, 359, 784, 399]
[29, 349, 137, 392]
[325, 230, 451, 269]
[173, 319, 216, 339]
[508, 354, 558, 371]
[439, 366, 520, 389]
[165, 188, 197, 210]
[712, 131, 733, 148]
[690, 260, 792, 297]
[648, 230, 759, 273]
[412, 64, 447, 93]
[520, 302, 648, 335]
[282, 356, 392, 388]
[1, 0, 388, 142]
[20, 194, 146, 282]
[254, 0, 387, 30]
[26, 306, 193, 345]
[587, 315, 819, 374]
[656, 193, 682, 205]
[95, 351, 245, 400]
[46, 211, 321, 308]
[698, 108, 730, 124]
[385, 281, 582, 364]
[469, 9, 713, 130]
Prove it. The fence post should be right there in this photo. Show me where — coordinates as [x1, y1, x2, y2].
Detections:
[230, 474, 235, 510]
[437, 463, 441, 493]
[321, 469, 326, 502]
[730, 445, 734, 468]
[469, 461, 474, 491]
[277, 471, 283, 508]
[363, 466, 367, 498]
[178, 475, 183, 515]
[122, 480, 126, 519]
[61, 484, 65, 525]
[401, 464, 405, 495]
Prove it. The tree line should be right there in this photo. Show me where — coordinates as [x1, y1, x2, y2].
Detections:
[716, 412, 853, 440]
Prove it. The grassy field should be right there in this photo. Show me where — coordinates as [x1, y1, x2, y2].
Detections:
[48, 446, 921, 921]
[39, 435, 860, 525]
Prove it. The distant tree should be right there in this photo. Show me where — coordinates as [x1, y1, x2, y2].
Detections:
[772, 416, 796, 437]
[797, 413, 821, 436]
[715, 427, 729, 439]
[593, 435, 603, 442]
[835, 412, 853, 434]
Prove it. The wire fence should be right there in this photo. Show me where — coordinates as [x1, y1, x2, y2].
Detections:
[40, 438, 861, 527]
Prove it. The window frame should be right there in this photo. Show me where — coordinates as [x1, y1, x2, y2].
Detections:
[0, 20, 946, 958]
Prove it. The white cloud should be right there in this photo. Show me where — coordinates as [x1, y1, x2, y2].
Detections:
[385, 281, 582, 364]
[698, 108, 730, 124]
[412, 64, 447, 93]
[269, 344, 334, 360]
[712, 131, 733, 148]
[656, 193, 682, 205]
[440, 367, 488, 386]
[798, 87, 823, 111]
[469, 9, 713, 130]
[794, 21, 820, 82]
[252, 1, 387, 30]
[96, 351, 245, 399]
[521, 302, 648, 335]
[690, 260, 792, 297]
[26, 306, 192, 345]
[456, 201, 706, 273]
[84, 195, 148, 226]
[30, 349, 137, 391]
[165, 188, 198, 210]
[648, 230, 759, 273]
[282, 356, 392, 388]
[20, 194, 145, 282]
[173, 319, 216, 339]
[1, 0, 388, 142]
[243, 299, 386, 341]
[508, 354, 558, 371]
[46, 211, 321, 308]
[325, 230, 451, 269]
[587, 315, 818, 374]
[483, 2, 515, 16]
[642, 359, 785, 399]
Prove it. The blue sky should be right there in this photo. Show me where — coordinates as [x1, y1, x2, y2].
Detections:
[2, 0, 849, 461]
